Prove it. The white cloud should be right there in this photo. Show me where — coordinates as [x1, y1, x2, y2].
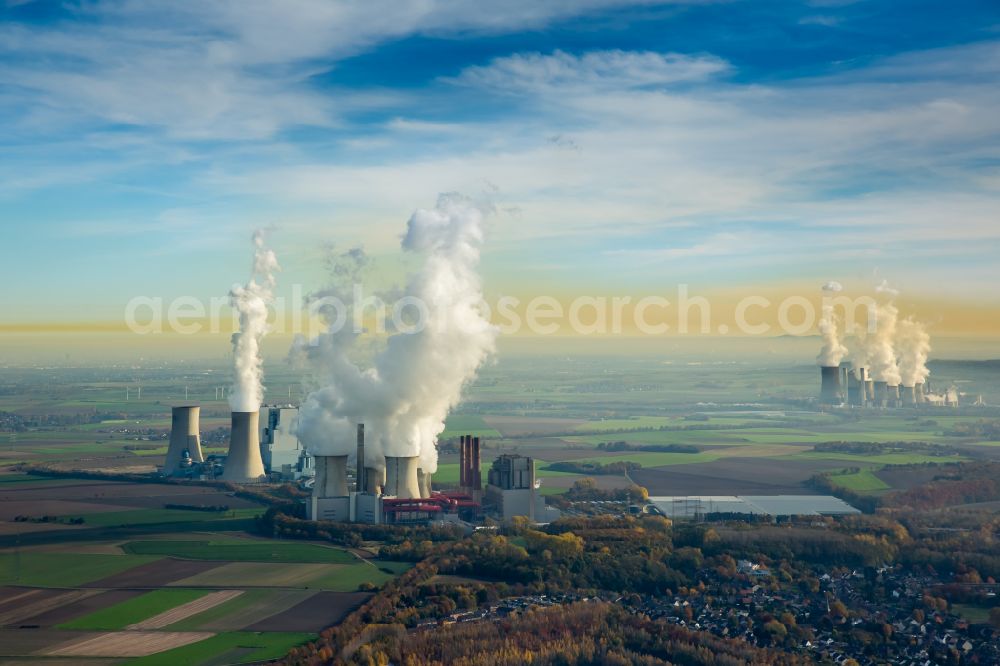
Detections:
[447, 50, 729, 93]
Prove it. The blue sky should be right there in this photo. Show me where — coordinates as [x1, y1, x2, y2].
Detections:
[1, 0, 999, 324]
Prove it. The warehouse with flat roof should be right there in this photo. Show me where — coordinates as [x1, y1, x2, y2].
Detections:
[648, 495, 859, 519]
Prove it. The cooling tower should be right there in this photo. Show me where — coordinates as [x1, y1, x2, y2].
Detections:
[865, 379, 875, 403]
[383, 455, 421, 499]
[887, 384, 900, 408]
[417, 468, 432, 498]
[873, 381, 889, 408]
[848, 372, 866, 406]
[314, 455, 349, 497]
[165, 405, 204, 474]
[365, 466, 384, 496]
[819, 366, 844, 404]
[901, 385, 917, 406]
[222, 411, 266, 482]
[914, 382, 925, 403]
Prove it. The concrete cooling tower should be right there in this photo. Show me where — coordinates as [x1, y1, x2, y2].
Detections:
[914, 382, 925, 403]
[901, 385, 917, 406]
[819, 366, 844, 404]
[222, 411, 266, 482]
[873, 381, 889, 408]
[887, 384, 901, 408]
[384, 455, 421, 499]
[164, 405, 204, 475]
[417, 468, 432, 498]
[365, 467, 384, 496]
[314, 455, 349, 497]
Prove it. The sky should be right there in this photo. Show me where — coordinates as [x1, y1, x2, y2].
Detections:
[1, 0, 999, 355]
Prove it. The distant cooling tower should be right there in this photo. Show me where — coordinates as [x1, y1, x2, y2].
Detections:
[865, 379, 875, 403]
[417, 468, 432, 498]
[914, 382, 925, 403]
[165, 405, 204, 475]
[901, 385, 917, 406]
[314, 455, 349, 497]
[365, 466, 385, 496]
[873, 381, 889, 408]
[221, 411, 266, 482]
[819, 366, 844, 405]
[887, 384, 901, 407]
[384, 455, 421, 499]
[848, 371, 866, 406]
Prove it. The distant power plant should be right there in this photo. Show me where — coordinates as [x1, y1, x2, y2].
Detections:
[817, 365, 957, 409]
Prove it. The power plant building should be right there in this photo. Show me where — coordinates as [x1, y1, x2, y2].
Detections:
[484, 454, 559, 523]
[259, 405, 311, 479]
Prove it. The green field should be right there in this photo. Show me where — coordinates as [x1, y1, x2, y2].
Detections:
[125, 631, 315, 666]
[122, 540, 356, 563]
[789, 451, 966, 465]
[166, 589, 272, 631]
[0, 552, 161, 587]
[310, 561, 412, 591]
[825, 469, 891, 492]
[60, 588, 208, 630]
[76, 508, 263, 527]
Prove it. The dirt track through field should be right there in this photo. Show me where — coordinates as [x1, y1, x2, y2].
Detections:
[41, 630, 213, 657]
[0, 589, 100, 626]
[127, 590, 242, 629]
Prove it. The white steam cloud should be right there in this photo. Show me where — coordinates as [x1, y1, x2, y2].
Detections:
[229, 230, 280, 412]
[817, 281, 848, 366]
[867, 300, 901, 385]
[296, 195, 497, 474]
[896, 317, 931, 387]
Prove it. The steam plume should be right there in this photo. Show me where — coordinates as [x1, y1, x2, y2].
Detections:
[229, 230, 280, 412]
[867, 300, 901, 385]
[817, 282, 848, 366]
[296, 194, 497, 474]
[896, 317, 931, 386]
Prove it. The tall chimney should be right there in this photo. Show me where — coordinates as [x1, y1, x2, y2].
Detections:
[458, 435, 467, 488]
[819, 366, 844, 405]
[472, 436, 482, 490]
[165, 405, 203, 475]
[356, 423, 366, 493]
[222, 411, 266, 482]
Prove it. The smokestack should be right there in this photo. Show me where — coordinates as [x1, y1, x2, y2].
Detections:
[472, 436, 482, 490]
[314, 455, 349, 497]
[873, 381, 889, 408]
[459, 435, 468, 488]
[417, 468, 432, 498]
[365, 466, 384, 496]
[356, 424, 365, 493]
[222, 411, 266, 482]
[384, 456, 421, 499]
[819, 366, 844, 405]
[165, 405, 203, 475]
[901, 385, 917, 406]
